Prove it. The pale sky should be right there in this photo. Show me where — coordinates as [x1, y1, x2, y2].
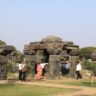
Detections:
[0, 0, 96, 52]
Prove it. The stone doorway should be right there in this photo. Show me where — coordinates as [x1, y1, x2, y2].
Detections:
[35, 49, 49, 63]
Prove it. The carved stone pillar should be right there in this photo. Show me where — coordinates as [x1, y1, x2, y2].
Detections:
[0, 56, 8, 80]
[69, 56, 79, 78]
[48, 55, 60, 79]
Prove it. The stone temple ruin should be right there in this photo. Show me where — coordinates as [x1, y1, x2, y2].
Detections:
[24, 36, 79, 79]
[0, 43, 15, 80]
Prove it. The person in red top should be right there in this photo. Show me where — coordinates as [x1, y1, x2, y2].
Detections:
[36, 62, 43, 80]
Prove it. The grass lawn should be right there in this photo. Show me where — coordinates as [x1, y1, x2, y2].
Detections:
[0, 84, 77, 96]
[63, 79, 96, 87]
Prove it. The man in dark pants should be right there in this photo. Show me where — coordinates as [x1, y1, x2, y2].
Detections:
[21, 62, 28, 81]
[18, 62, 23, 80]
[76, 71, 82, 79]
[65, 61, 70, 74]
[76, 61, 82, 80]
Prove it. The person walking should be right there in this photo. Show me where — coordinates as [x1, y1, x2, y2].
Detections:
[36, 62, 42, 80]
[61, 61, 67, 75]
[34, 62, 38, 77]
[76, 61, 82, 80]
[18, 61, 23, 80]
[65, 61, 70, 74]
[21, 61, 28, 81]
[40, 63, 48, 76]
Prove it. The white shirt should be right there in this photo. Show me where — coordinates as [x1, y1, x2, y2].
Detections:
[65, 63, 70, 69]
[40, 63, 48, 68]
[18, 63, 23, 70]
[76, 63, 82, 71]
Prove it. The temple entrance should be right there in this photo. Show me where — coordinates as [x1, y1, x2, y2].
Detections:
[35, 49, 49, 63]
[60, 61, 70, 76]
[42, 49, 49, 63]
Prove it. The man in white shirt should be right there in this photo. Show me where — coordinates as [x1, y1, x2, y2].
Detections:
[40, 63, 48, 76]
[18, 62, 23, 80]
[65, 61, 70, 74]
[76, 61, 82, 80]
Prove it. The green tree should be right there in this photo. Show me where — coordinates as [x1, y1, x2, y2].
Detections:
[80, 47, 96, 59]
[83, 59, 96, 76]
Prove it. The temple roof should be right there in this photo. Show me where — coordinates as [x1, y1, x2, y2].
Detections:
[41, 35, 63, 43]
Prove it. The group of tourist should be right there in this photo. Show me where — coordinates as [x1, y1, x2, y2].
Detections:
[18, 60, 28, 81]
[34, 62, 48, 80]
[18, 59, 82, 81]
[18, 59, 48, 81]
[61, 60, 82, 80]
[61, 61, 70, 75]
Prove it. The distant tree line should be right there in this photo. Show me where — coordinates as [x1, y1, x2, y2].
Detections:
[79, 47, 96, 59]
[79, 47, 96, 76]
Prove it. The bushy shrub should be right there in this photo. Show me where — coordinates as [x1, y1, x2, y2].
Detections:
[83, 59, 96, 76]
